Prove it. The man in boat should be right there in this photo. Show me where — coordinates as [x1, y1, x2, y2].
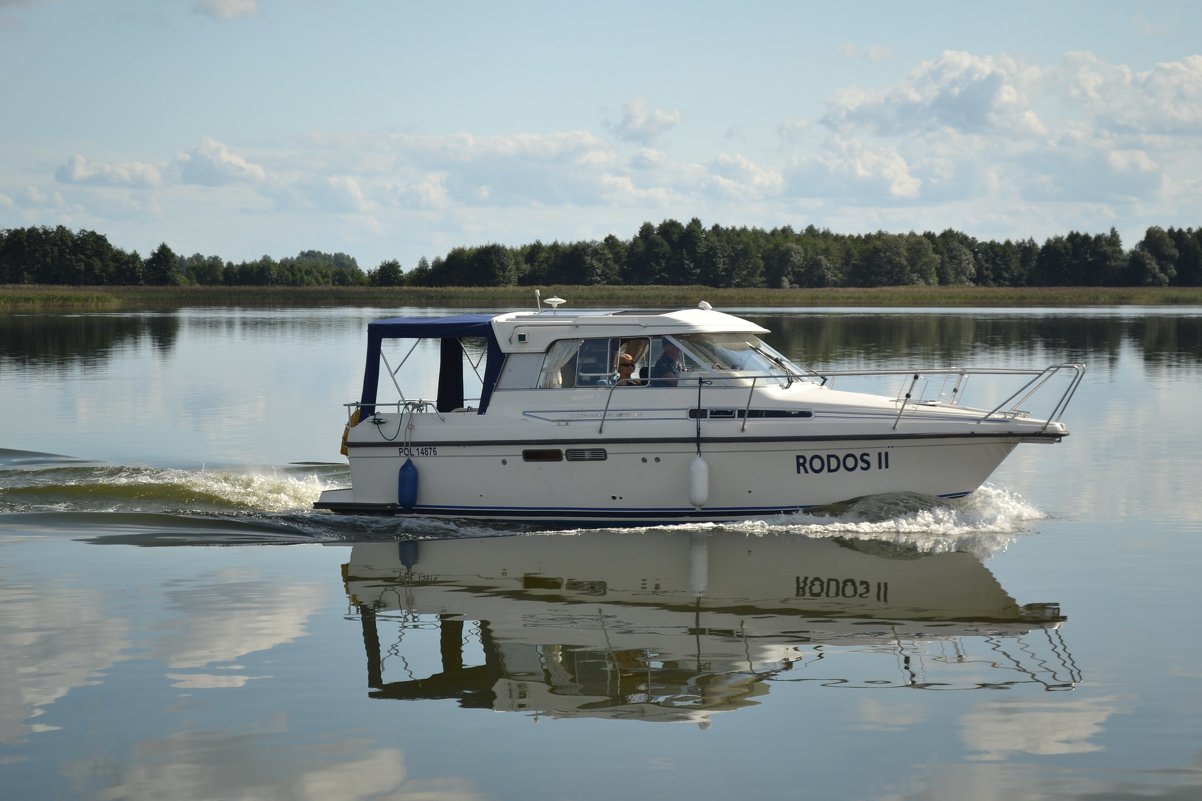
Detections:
[651, 339, 682, 386]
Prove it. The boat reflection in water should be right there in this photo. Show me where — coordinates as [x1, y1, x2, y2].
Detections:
[343, 531, 1078, 724]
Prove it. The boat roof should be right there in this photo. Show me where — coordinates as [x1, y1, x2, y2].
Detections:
[367, 312, 497, 341]
[359, 304, 769, 415]
[367, 304, 770, 354]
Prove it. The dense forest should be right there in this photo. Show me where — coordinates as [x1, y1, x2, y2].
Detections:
[1, 220, 1200, 289]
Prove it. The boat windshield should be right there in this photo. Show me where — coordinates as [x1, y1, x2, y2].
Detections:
[526, 331, 810, 390]
[673, 333, 806, 386]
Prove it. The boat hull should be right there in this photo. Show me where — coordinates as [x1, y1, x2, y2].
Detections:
[316, 433, 1032, 524]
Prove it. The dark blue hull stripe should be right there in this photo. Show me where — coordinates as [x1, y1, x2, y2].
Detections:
[315, 491, 974, 520]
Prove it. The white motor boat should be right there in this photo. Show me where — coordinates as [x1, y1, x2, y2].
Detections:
[315, 300, 1083, 524]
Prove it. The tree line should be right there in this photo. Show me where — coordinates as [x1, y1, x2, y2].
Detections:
[2, 219, 1200, 289]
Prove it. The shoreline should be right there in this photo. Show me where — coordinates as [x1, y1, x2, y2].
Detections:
[4, 283, 1202, 311]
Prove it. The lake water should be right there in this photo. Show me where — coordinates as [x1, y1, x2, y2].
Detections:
[2, 304, 1201, 800]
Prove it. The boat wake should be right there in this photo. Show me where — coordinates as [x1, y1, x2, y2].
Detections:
[0, 448, 1043, 553]
[730, 487, 1044, 556]
[0, 448, 347, 545]
[0, 462, 331, 513]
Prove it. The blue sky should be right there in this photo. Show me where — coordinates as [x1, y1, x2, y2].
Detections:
[2, 1, 1199, 271]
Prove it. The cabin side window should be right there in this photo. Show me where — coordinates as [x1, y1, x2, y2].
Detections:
[575, 338, 613, 385]
[612, 337, 650, 386]
[537, 339, 583, 388]
[535, 337, 652, 388]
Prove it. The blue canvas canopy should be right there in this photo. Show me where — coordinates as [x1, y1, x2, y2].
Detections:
[359, 314, 505, 416]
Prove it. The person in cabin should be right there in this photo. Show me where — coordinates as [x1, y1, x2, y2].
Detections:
[615, 352, 645, 386]
[650, 339, 683, 386]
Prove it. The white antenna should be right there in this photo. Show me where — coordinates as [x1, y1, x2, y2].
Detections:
[544, 296, 565, 315]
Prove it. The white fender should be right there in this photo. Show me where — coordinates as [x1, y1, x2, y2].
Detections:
[688, 454, 709, 510]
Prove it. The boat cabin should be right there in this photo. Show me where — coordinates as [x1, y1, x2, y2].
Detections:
[355, 305, 803, 418]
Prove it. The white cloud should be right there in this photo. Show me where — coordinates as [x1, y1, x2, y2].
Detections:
[16, 184, 65, 207]
[609, 97, 683, 144]
[329, 129, 614, 167]
[0, 581, 131, 745]
[166, 672, 270, 689]
[192, 0, 258, 21]
[778, 118, 813, 147]
[391, 173, 450, 210]
[785, 137, 921, 201]
[175, 137, 268, 186]
[856, 697, 925, 731]
[284, 174, 372, 214]
[478, 133, 613, 182]
[798, 51, 1202, 214]
[823, 51, 1045, 138]
[629, 147, 667, 171]
[86, 739, 485, 801]
[298, 129, 620, 209]
[820, 50, 1202, 146]
[707, 152, 784, 199]
[324, 175, 370, 211]
[54, 154, 162, 187]
[355, 130, 621, 208]
[157, 571, 325, 669]
[960, 695, 1123, 761]
[1061, 52, 1202, 135]
[597, 172, 672, 205]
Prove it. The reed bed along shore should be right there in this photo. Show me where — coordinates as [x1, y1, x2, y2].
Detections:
[4, 283, 1202, 311]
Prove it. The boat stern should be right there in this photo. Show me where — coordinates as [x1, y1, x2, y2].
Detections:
[314, 487, 398, 515]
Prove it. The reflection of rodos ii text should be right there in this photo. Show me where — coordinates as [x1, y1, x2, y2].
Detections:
[796, 576, 889, 602]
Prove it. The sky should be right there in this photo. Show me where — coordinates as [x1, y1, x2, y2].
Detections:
[1, 0, 1200, 271]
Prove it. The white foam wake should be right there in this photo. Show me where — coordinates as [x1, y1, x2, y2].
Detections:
[48, 465, 340, 514]
[613, 485, 1046, 557]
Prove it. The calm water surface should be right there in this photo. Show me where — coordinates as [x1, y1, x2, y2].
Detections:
[2, 305, 1201, 800]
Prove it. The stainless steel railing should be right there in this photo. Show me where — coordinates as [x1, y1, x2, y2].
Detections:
[812, 363, 1086, 431]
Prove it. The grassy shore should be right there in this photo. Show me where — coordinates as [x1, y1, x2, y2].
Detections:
[4, 283, 1202, 311]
